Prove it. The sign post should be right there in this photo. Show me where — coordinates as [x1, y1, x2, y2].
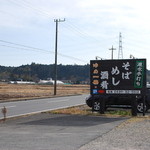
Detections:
[90, 59, 146, 116]
[143, 96, 146, 116]
[131, 96, 137, 116]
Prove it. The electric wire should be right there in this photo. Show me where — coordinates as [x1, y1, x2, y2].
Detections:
[3, 0, 149, 60]
[7, 0, 51, 18]
[0, 40, 88, 63]
[7, 0, 114, 45]
[4, 0, 108, 53]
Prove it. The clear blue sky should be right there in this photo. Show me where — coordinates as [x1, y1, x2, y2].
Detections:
[0, 0, 150, 69]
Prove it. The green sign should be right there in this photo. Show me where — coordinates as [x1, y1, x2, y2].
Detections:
[134, 60, 145, 88]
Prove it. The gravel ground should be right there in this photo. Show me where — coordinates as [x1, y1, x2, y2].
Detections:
[79, 116, 150, 150]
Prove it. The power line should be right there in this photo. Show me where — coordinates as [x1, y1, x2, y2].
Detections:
[6, 0, 110, 44]
[0, 40, 87, 63]
[7, 0, 51, 18]
[0, 40, 53, 53]
[1, 1, 123, 62]
[60, 22, 115, 53]
[64, 21, 113, 43]
[1, 1, 115, 53]
[4, 0, 150, 53]
[0, 44, 50, 53]
[4, 0, 117, 49]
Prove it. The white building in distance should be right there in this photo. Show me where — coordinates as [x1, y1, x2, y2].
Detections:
[38, 78, 64, 85]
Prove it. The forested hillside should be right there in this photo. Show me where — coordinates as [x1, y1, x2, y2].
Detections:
[0, 63, 150, 84]
[0, 63, 90, 83]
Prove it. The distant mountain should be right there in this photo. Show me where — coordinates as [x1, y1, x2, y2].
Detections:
[0, 63, 90, 84]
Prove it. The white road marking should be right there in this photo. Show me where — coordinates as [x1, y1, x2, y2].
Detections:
[47, 99, 70, 103]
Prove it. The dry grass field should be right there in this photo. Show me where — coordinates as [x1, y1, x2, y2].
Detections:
[0, 83, 90, 102]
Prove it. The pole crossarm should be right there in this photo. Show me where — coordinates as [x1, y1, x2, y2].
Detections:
[54, 18, 65, 22]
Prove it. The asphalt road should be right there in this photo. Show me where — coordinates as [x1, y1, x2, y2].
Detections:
[0, 94, 88, 119]
[0, 113, 127, 150]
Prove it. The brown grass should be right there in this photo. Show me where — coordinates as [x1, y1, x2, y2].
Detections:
[49, 105, 132, 117]
[50, 105, 91, 115]
[0, 83, 90, 102]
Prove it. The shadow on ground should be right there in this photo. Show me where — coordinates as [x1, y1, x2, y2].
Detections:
[21, 114, 127, 127]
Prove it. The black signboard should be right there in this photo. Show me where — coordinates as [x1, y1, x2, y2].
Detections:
[90, 59, 146, 96]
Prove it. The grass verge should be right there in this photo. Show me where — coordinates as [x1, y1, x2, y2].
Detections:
[48, 105, 132, 117]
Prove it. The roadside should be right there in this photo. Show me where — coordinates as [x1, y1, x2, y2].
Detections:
[1, 103, 150, 150]
[1, 85, 150, 150]
[48, 106, 150, 150]
[0, 112, 128, 150]
[79, 116, 150, 150]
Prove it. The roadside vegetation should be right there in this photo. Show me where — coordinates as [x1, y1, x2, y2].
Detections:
[49, 105, 132, 117]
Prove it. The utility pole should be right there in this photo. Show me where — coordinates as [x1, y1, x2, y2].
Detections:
[54, 18, 65, 95]
[118, 32, 123, 59]
[109, 45, 116, 60]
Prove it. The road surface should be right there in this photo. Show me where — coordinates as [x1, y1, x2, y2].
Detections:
[0, 94, 88, 119]
[0, 113, 127, 150]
